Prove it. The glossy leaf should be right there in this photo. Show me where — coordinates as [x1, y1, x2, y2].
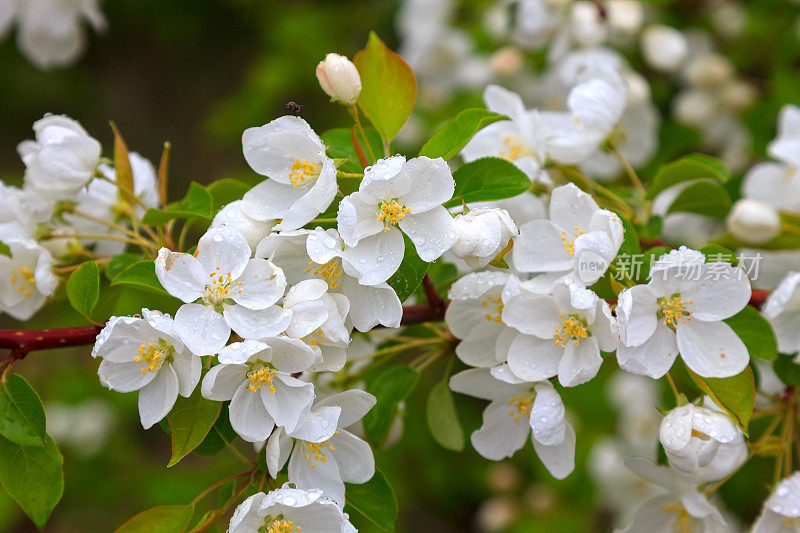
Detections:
[425, 378, 464, 451]
[419, 108, 507, 161]
[363, 366, 419, 446]
[344, 469, 398, 532]
[206, 178, 251, 212]
[0, 375, 46, 447]
[666, 180, 732, 219]
[110, 261, 169, 295]
[387, 235, 428, 302]
[686, 365, 755, 435]
[115, 504, 194, 533]
[724, 307, 778, 362]
[66, 260, 99, 321]
[111, 122, 136, 209]
[167, 390, 222, 467]
[647, 153, 730, 200]
[353, 32, 416, 142]
[141, 182, 213, 226]
[321, 127, 383, 174]
[444, 157, 530, 208]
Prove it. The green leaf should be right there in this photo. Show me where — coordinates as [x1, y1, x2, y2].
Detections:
[724, 306, 779, 362]
[205, 178, 251, 212]
[685, 366, 755, 435]
[353, 32, 416, 142]
[773, 353, 800, 386]
[104, 253, 141, 281]
[425, 378, 464, 451]
[0, 435, 63, 529]
[647, 154, 731, 200]
[110, 261, 169, 295]
[141, 182, 213, 226]
[115, 504, 194, 533]
[0, 375, 46, 447]
[321, 128, 384, 174]
[363, 367, 419, 446]
[386, 235, 428, 302]
[166, 390, 222, 467]
[666, 180, 732, 219]
[66, 260, 99, 321]
[419, 108, 508, 161]
[699, 244, 738, 265]
[445, 157, 531, 208]
[193, 403, 236, 457]
[344, 469, 398, 532]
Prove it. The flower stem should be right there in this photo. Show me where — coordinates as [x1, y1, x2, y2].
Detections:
[348, 106, 376, 162]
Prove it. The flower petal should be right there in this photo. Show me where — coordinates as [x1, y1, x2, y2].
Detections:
[677, 320, 749, 378]
[138, 365, 179, 429]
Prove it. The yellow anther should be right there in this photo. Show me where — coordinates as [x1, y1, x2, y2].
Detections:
[133, 342, 166, 374]
[303, 433, 338, 468]
[507, 395, 533, 423]
[289, 158, 320, 188]
[658, 294, 693, 329]
[662, 503, 693, 533]
[377, 199, 411, 227]
[205, 270, 234, 302]
[560, 226, 584, 256]
[499, 135, 532, 161]
[10, 266, 36, 296]
[307, 259, 342, 289]
[248, 367, 279, 393]
[263, 517, 302, 533]
[553, 314, 590, 347]
[481, 294, 504, 323]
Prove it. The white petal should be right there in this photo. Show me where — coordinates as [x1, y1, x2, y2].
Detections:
[532, 421, 575, 480]
[174, 303, 230, 356]
[262, 374, 315, 432]
[398, 206, 457, 262]
[289, 406, 341, 443]
[241, 178, 306, 221]
[616, 322, 679, 379]
[232, 258, 286, 309]
[265, 427, 293, 478]
[471, 399, 531, 460]
[154, 248, 205, 303]
[261, 337, 316, 373]
[223, 305, 291, 339]
[549, 183, 597, 232]
[616, 285, 658, 347]
[530, 383, 566, 446]
[501, 292, 560, 337]
[513, 219, 575, 273]
[676, 265, 751, 321]
[341, 228, 405, 286]
[170, 350, 201, 398]
[394, 157, 454, 213]
[339, 277, 402, 331]
[507, 334, 561, 382]
[195, 225, 252, 280]
[97, 360, 155, 393]
[557, 336, 602, 387]
[138, 365, 180, 429]
[330, 429, 375, 484]
[336, 195, 384, 247]
[201, 363, 248, 401]
[677, 320, 749, 378]
[229, 382, 275, 442]
[449, 368, 528, 401]
[288, 445, 345, 507]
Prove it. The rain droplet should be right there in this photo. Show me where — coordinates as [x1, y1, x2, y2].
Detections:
[212, 233, 224, 242]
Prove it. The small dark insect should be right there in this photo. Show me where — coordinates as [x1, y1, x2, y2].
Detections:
[285, 101, 303, 116]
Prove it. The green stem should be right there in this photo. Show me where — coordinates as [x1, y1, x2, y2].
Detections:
[348, 106, 376, 162]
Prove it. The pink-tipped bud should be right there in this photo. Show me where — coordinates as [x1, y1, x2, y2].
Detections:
[316, 53, 362, 106]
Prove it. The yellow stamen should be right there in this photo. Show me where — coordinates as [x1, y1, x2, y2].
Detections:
[499, 135, 532, 161]
[507, 395, 533, 423]
[481, 294, 504, 323]
[262, 516, 302, 533]
[553, 313, 590, 347]
[302, 433, 338, 468]
[133, 342, 168, 374]
[289, 158, 320, 188]
[658, 294, 693, 329]
[377, 199, 411, 228]
[306, 259, 342, 289]
[560, 226, 584, 256]
[662, 503, 693, 533]
[248, 366, 279, 393]
[10, 266, 36, 296]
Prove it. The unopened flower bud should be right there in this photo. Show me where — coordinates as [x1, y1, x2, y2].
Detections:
[607, 1, 643, 35]
[623, 71, 651, 108]
[316, 53, 362, 106]
[571, 1, 607, 47]
[641, 25, 689, 72]
[673, 89, 716, 127]
[720, 80, 757, 112]
[683, 53, 734, 88]
[490, 47, 524, 77]
[450, 208, 517, 268]
[726, 198, 781, 245]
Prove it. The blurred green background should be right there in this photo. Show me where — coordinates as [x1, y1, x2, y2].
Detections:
[1, 0, 799, 531]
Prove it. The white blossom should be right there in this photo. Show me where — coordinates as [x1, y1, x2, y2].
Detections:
[240, 116, 337, 231]
[450, 365, 576, 479]
[264, 390, 376, 506]
[201, 338, 316, 442]
[726, 198, 781, 245]
[229, 486, 356, 533]
[92, 310, 202, 429]
[752, 472, 800, 533]
[616, 247, 751, 379]
[17, 114, 101, 200]
[155, 226, 289, 355]
[0, 239, 57, 321]
[337, 155, 456, 285]
[450, 207, 517, 268]
[763, 272, 800, 358]
[210, 200, 276, 250]
[641, 25, 689, 72]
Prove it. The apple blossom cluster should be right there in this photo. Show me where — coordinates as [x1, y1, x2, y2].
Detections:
[0, 0, 105, 69]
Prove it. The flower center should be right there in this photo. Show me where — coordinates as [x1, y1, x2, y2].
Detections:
[481, 293, 504, 323]
[662, 503, 693, 533]
[205, 266, 242, 305]
[260, 516, 301, 533]
[134, 340, 172, 374]
[377, 199, 410, 228]
[306, 258, 342, 289]
[10, 266, 36, 296]
[499, 135, 532, 161]
[560, 226, 584, 256]
[289, 158, 320, 188]
[247, 363, 278, 393]
[303, 433, 337, 468]
[507, 394, 533, 423]
[658, 294, 693, 329]
[553, 313, 590, 347]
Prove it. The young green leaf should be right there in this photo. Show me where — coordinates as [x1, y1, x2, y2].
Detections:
[0, 375, 47, 447]
[666, 180, 732, 219]
[104, 253, 141, 281]
[344, 469, 398, 532]
[66, 260, 100, 321]
[444, 157, 531, 208]
[193, 402, 237, 457]
[647, 153, 730, 200]
[685, 365, 755, 435]
[141, 182, 213, 226]
[166, 390, 222, 467]
[205, 178, 251, 212]
[363, 366, 419, 446]
[322, 127, 383, 174]
[0, 435, 64, 529]
[110, 122, 136, 209]
[115, 504, 195, 533]
[419, 108, 508, 161]
[425, 378, 464, 452]
[724, 306, 779, 362]
[386, 235, 429, 302]
[110, 261, 169, 295]
[353, 32, 416, 142]
[773, 353, 800, 386]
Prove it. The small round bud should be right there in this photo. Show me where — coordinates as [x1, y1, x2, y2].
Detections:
[570, 1, 607, 47]
[316, 53, 362, 106]
[450, 208, 518, 268]
[607, 0, 644, 35]
[673, 89, 716, 127]
[710, 2, 747, 39]
[623, 71, 651, 108]
[720, 80, 757, 112]
[641, 25, 689, 72]
[683, 53, 734, 88]
[490, 46, 524, 77]
[727, 198, 781, 244]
